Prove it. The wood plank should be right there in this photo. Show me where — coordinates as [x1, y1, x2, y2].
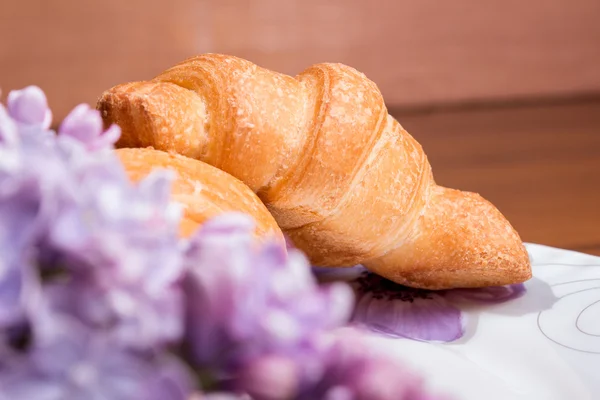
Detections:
[393, 101, 600, 255]
[0, 0, 202, 121]
[206, 0, 600, 107]
[2, 0, 600, 119]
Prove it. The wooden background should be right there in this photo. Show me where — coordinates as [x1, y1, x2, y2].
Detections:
[398, 102, 600, 255]
[2, 0, 600, 117]
[1, 0, 599, 254]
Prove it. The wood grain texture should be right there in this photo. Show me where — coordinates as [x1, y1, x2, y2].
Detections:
[2, 0, 600, 120]
[203, 0, 600, 107]
[394, 101, 600, 255]
[0, 0, 202, 120]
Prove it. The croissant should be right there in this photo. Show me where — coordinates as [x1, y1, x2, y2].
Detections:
[98, 53, 531, 289]
[116, 147, 283, 240]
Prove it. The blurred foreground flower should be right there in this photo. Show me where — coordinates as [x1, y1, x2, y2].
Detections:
[58, 104, 120, 151]
[6, 86, 52, 128]
[0, 86, 192, 399]
[233, 328, 452, 400]
[298, 329, 450, 400]
[182, 213, 353, 394]
[314, 266, 525, 342]
[182, 216, 449, 399]
[0, 86, 449, 400]
[0, 313, 191, 400]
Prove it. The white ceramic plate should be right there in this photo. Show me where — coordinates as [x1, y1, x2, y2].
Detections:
[365, 244, 600, 400]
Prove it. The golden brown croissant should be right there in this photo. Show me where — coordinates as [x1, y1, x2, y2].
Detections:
[99, 54, 531, 289]
[116, 147, 283, 240]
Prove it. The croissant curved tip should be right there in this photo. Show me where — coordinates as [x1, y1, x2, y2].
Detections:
[365, 186, 532, 290]
[97, 81, 209, 159]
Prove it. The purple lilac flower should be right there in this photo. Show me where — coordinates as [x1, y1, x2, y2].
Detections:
[297, 329, 450, 400]
[58, 104, 120, 151]
[0, 311, 192, 400]
[0, 86, 194, 397]
[47, 162, 184, 349]
[183, 217, 446, 399]
[233, 329, 451, 399]
[0, 180, 41, 331]
[314, 265, 526, 342]
[7, 86, 52, 128]
[4, 86, 185, 351]
[0, 86, 452, 400]
[182, 213, 354, 386]
[0, 102, 47, 351]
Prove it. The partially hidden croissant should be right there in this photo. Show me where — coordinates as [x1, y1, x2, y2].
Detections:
[98, 53, 531, 289]
[116, 147, 283, 240]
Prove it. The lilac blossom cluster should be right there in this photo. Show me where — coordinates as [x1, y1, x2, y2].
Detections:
[0, 86, 448, 400]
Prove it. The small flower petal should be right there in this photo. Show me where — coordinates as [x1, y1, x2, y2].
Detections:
[58, 104, 120, 150]
[6, 86, 52, 128]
